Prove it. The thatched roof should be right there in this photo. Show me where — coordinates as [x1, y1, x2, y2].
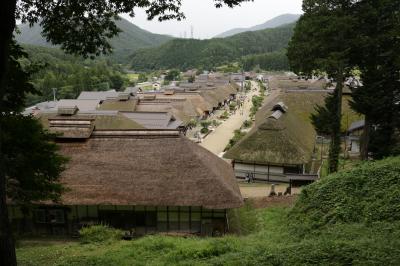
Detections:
[77, 90, 118, 100]
[136, 100, 198, 124]
[98, 99, 138, 112]
[121, 112, 183, 129]
[224, 92, 325, 165]
[38, 111, 144, 132]
[56, 132, 243, 209]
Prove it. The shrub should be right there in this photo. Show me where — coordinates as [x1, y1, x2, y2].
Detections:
[242, 120, 252, 129]
[229, 102, 237, 111]
[200, 120, 212, 129]
[200, 128, 209, 134]
[220, 111, 229, 119]
[79, 225, 123, 244]
[228, 200, 261, 235]
[289, 157, 400, 230]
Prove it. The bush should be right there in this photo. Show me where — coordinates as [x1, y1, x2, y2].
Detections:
[289, 157, 400, 230]
[242, 120, 252, 129]
[200, 120, 212, 129]
[220, 111, 229, 119]
[79, 225, 123, 244]
[228, 200, 261, 235]
[229, 102, 237, 111]
[200, 128, 209, 134]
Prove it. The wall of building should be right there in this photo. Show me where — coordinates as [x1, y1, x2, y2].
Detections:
[8, 205, 227, 237]
[234, 162, 304, 183]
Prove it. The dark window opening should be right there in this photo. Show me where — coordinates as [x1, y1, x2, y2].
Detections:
[284, 166, 302, 174]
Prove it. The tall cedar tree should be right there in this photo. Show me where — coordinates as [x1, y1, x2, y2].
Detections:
[350, 0, 400, 159]
[0, 1, 251, 265]
[287, 0, 356, 173]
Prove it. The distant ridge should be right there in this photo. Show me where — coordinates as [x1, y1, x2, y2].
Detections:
[15, 17, 173, 62]
[215, 14, 301, 38]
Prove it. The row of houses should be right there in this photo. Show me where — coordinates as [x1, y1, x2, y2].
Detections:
[14, 75, 244, 237]
[25, 80, 238, 132]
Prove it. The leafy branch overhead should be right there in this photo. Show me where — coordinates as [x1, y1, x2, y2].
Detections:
[16, 0, 252, 57]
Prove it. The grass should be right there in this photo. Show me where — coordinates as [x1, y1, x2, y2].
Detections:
[17, 205, 400, 265]
[126, 73, 139, 82]
[17, 158, 400, 265]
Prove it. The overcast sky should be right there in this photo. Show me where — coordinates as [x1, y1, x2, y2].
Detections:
[121, 0, 303, 39]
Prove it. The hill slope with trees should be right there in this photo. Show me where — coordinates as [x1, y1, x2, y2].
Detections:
[215, 13, 301, 38]
[129, 23, 294, 70]
[21, 45, 128, 106]
[15, 17, 173, 63]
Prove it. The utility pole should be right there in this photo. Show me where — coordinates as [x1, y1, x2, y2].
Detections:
[190, 25, 194, 39]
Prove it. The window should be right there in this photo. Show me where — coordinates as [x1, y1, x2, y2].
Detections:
[34, 209, 65, 224]
[34, 209, 46, 223]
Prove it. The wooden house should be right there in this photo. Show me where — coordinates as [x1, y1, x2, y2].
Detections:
[9, 116, 243, 236]
[224, 93, 326, 186]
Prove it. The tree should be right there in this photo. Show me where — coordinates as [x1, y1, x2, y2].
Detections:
[287, 0, 357, 173]
[165, 69, 181, 81]
[0, 41, 68, 266]
[350, 0, 400, 159]
[0, 1, 251, 265]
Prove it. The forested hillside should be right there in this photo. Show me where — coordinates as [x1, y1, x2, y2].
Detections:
[129, 24, 295, 71]
[215, 14, 300, 38]
[22, 45, 128, 106]
[15, 17, 173, 63]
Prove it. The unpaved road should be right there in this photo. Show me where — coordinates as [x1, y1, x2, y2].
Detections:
[200, 82, 281, 155]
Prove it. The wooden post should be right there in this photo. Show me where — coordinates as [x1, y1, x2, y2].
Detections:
[166, 206, 170, 232]
[189, 207, 192, 233]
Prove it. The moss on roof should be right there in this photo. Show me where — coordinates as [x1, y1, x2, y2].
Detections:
[224, 92, 325, 165]
[38, 113, 144, 130]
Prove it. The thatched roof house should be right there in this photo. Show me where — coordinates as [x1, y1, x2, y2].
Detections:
[57, 131, 243, 209]
[224, 92, 325, 184]
[10, 119, 242, 236]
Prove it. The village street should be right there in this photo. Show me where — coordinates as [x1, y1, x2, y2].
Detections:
[200, 81, 280, 155]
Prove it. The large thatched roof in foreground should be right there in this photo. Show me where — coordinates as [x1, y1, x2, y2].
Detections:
[56, 132, 243, 209]
[224, 92, 326, 165]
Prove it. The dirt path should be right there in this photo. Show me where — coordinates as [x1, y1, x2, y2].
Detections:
[199, 82, 258, 154]
[200, 82, 281, 155]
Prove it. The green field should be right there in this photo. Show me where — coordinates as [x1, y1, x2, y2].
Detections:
[126, 73, 139, 82]
[16, 157, 400, 265]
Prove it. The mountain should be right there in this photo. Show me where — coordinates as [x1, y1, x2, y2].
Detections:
[15, 17, 173, 62]
[215, 14, 301, 38]
[129, 23, 295, 71]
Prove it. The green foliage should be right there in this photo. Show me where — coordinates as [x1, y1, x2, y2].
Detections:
[164, 69, 181, 81]
[225, 129, 246, 151]
[290, 157, 400, 230]
[244, 81, 251, 92]
[220, 111, 229, 120]
[200, 128, 209, 134]
[129, 24, 295, 70]
[15, 157, 400, 266]
[242, 50, 289, 71]
[229, 102, 237, 111]
[79, 225, 123, 244]
[22, 45, 128, 106]
[2, 115, 67, 204]
[242, 120, 253, 129]
[200, 120, 211, 129]
[137, 73, 148, 83]
[3, 41, 38, 112]
[187, 119, 198, 128]
[228, 201, 261, 235]
[250, 95, 264, 117]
